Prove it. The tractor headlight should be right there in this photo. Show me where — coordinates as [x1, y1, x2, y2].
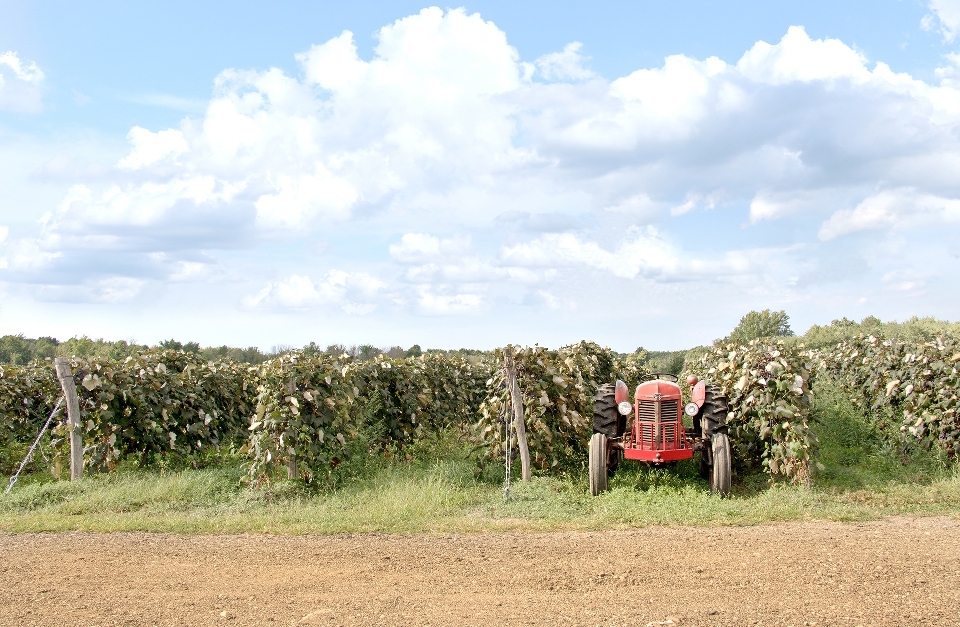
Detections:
[617, 401, 633, 416]
[684, 402, 700, 417]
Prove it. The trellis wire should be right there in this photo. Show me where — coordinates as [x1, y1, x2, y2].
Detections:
[5, 395, 65, 495]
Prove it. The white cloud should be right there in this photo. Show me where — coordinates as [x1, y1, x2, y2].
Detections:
[500, 228, 751, 281]
[600, 54, 728, 144]
[390, 233, 442, 261]
[0, 237, 61, 271]
[94, 277, 146, 303]
[254, 164, 358, 226]
[936, 53, 960, 87]
[10, 12, 960, 332]
[49, 7, 527, 240]
[117, 127, 189, 169]
[246, 271, 386, 314]
[603, 193, 661, 216]
[0, 51, 44, 112]
[818, 188, 960, 240]
[535, 42, 595, 81]
[0, 52, 43, 83]
[749, 188, 848, 223]
[29, 277, 147, 304]
[168, 261, 209, 282]
[389, 233, 468, 263]
[736, 26, 869, 84]
[48, 17, 960, 249]
[51, 178, 246, 230]
[671, 191, 722, 216]
[923, 0, 960, 42]
[296, 31, 369, 91]
[416, 288, 483, 315]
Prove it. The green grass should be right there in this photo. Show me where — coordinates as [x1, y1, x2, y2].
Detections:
[811, 380, 953, 490]
[2, 384, 959, 534]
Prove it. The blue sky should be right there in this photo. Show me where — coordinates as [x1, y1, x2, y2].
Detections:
[2, 1, 960, 350]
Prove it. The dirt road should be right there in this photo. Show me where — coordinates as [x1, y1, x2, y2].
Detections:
[1, 516, 958, 626]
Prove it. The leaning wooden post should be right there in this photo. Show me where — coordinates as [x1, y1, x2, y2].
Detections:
[54, 357, 83, 480]
[503, 345, 531, 481]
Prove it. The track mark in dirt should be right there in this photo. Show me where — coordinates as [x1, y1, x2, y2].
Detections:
[1, 516, 959, 626]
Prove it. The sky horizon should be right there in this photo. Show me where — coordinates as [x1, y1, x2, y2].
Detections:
[2, 1, 960, 352]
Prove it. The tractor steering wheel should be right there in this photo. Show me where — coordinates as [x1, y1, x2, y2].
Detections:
[641, 373, 679, 382]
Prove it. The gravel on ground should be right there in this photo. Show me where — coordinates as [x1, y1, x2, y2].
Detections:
[1, 516, 958, 626]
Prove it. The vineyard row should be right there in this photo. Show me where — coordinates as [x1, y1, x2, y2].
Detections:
[1, 335, 957, 484]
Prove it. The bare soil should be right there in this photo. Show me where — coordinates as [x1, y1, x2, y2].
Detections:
[1, 516, 958, 627]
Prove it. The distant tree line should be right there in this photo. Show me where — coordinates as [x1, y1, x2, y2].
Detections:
[2, 311, 956, 368]
[626, 310, 960, 377]
[0, 334, 490, 366]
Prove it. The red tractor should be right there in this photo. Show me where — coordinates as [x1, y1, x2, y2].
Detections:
[588, 373, 732, 496]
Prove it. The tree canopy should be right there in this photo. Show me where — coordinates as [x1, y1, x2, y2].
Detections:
[726, 309, 794, 344]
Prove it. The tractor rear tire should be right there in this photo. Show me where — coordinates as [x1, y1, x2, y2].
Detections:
[710, 432, 732, 497]
[593, 384, 620, 438]
[700, 385, 729, 438]
[589, 433, 609, 496]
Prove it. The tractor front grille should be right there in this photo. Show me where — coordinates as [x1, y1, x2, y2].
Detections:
[634, 399, 685, 450]
[637, 400, 678, 421]
[637, 422, 676, 445]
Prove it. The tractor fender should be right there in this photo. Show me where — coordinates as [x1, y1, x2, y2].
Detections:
[614, 379, 629, 404]
[691, 380, 706, 408]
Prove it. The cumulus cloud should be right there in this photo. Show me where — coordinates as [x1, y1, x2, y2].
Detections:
[535, 42, 595, 81]
[923, 0, 960, 42]
[48, 7, 529, 242]
[51, 178, 246, 231]
[736, 26, 869, 84]
[818, 188, 960, 240]
[244, 267, 486, 316]
[117, 127, 190, 170]
[92, 277, 146, 303]
[416, 288, 483, 315]
[30, 277, 146, 304]
[748, 188, 857, 223]
[50, 18, 960, 245]
[0, 51, 44, 112]
[500, 228, 754, 282]
[0, 237, 61, 272]
[388, 233, 469, 263]
[245, 271, 386, 314]
[671, 192, 722, 216]
[9, 11, 960, 320]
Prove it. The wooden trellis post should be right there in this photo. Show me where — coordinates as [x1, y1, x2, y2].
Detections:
[504, 345, 531, 481]
[286, 377, 297, 480]
[54, 357, 83, 480]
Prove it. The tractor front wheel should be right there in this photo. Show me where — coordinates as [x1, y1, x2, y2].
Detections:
[710, 432, 732, 497]
[589, 433, 609, 496]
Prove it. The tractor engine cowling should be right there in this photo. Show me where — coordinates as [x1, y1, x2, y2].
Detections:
[622, 378, 693, 463]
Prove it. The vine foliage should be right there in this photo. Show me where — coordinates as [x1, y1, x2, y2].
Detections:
[685, 339, 816, 484]
[817, 334, 960, 457]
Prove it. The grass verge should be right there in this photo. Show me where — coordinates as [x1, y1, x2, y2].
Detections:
[1, 381, 958, 534]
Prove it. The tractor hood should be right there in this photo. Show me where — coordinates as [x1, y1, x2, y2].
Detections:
[635, 379, 682, 401]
